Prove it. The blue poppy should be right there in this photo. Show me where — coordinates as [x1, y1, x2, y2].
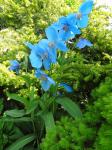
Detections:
[59, 83, 73, 93]
[75, 0, 94, 28]
[25, 42, 53, 70]
[52, 15, 81, 41]
[76, 38, 93, 49]
[35, 70, 55, 91]
[9, 60, 20, 74]
[39, 26, 68, 53]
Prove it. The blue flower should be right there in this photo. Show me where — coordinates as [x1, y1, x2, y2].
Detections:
[35, 70, 55, 91]
[25, 42, 53, 70]
[38, 26, 68, 54]
[76, 38, 93, 49]
[59, 83, 73, 93]
[52, 15, 81, 41]
[9, 60, 20, 74]
[75, 0, 94, 28]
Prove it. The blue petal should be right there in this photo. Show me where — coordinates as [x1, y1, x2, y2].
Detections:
[29, 52, 42, 69]
[56, 41, 68, 52]
[43, 58, 51, 70]
[48, 48, 57, 63]
[47, 77, 55, 85]
[24, 42, 34, 50]
[10, 60, 19, 67]
[59, 16, 67, 25]
[9, 66, 17, 71]
[38, 39, 49, 49]
[45, 27, 58, 42]
[25, 42, 44, 57]
[41, 80, 51, 91]
[76, 38, 93, 49]
[67, 13, 77, 25]
[76, 39, 86, 49]
[59, 30, 75, 41]
[59, 83, 73, 93]
[70, 25, 81, 35]
[79, 0, 93, 15]
[51, 22, 61, 30]
[77, 15, 89, 28]
[85, 39, 93, 47]
[35, 69, 46, 79]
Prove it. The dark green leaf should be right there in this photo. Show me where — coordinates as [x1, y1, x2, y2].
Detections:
[6, 134, 35, 150]
[42, 111, 55, 132]
[56, 97, 82, 119]
[7, 92, 28, 106]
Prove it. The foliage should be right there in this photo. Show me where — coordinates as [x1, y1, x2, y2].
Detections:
[41, 117, 95, 150]
[0, 0, 112, 149]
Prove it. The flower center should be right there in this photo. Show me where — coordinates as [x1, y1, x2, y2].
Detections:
[77, 13, 82, 19]
[41, 74, 47, 80]
[63, 25, 69, 31]
[48, 42, 55, 48]
[42, 52, 48, 59]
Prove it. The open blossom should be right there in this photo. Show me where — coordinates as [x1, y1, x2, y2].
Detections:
[38, 26, 68, 56]
[52, 15, 81, 41]
[35, 70, 55, 91]
[25, 42, 54, 70]
[76, 0, 94, 28]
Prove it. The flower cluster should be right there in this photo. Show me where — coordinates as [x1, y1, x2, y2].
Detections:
[10, 0, 94, 91]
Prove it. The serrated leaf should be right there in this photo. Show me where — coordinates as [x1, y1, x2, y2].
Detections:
[56, 97, 82, 119]
[6, 134, 35, 150]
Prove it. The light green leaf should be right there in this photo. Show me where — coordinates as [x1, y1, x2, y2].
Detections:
[56, 97, 82, 119]
[4, 109, 25, 118]
[6, 134, 35, 150]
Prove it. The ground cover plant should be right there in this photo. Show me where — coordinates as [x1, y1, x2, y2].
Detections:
[0, 0, 112, 149]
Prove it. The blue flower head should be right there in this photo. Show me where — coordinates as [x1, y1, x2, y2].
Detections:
[76, 38, 93, 49]
[59, 83, 73, 93]
[75, 0, 94, 28]
[52, 15, 81, 41]
[25, 42, 53, 70]
[35, 70, 55, 91]
[9, 60, 20, 74]
[39, 26, 68, 53]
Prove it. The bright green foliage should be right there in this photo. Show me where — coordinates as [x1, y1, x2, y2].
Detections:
[0, 27, 38, 62]
[41, 117, 95, 150]
[92, 76, 112, 123]
[0, 0, 78, 30]
[95, 124, 112, 150]
[0, 64, 25, 87]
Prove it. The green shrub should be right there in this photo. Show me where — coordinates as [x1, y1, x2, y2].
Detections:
[41, 117, 95, 150]
[95, 124, 112, 150]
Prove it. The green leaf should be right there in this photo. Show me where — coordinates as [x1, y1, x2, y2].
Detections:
[4, 109, 25, 118]
[7, 92, 28, 106]
[0, 99, 3, 113]
[6, 134, 35, 150]
[56, 97, 82, 119]
[42, 111, 55, 132]
[4, 117, 32, 122]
